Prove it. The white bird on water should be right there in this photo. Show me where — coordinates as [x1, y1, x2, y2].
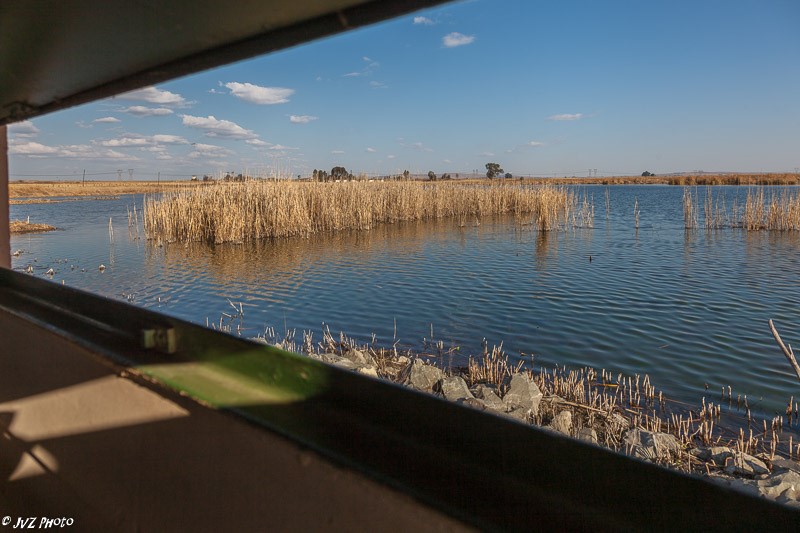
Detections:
[98, 264, 106, 272]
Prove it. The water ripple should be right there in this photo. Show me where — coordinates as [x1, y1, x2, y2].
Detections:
[10, 187, 800, 414]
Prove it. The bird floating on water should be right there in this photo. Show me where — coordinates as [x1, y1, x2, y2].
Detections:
[98, 264, 106, 272]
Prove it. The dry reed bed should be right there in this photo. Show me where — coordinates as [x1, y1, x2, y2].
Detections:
[9, 220, 56, 234]
[668, 173, 800, 186]
[252, 321, 800, 476]
[684, 186, 800, 231]
[144, 181, 584, 243]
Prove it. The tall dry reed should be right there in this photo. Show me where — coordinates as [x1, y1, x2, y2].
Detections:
[683, 186, 800, 231]
[144, 181, 581, 243]
[683, 187, 697, 229]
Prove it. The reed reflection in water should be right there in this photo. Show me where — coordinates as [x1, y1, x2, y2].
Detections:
[9, 186, 800, 414]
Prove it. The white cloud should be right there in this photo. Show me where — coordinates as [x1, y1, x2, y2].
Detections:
[93, 116, 121, 124]
[526, 141, 545, 147]
[547, 113, 584, 121]
[99, 137, 151, 147]
[152, 134, 189, 145]
[413, 16, 434, 25]
[117, 86, 187, 106]
[443, 159, 452, 164]
[189, 143, 234, 158]
[480, 151, 495, 157]
[290, 115, 318, 124]
[343, 56, 380, 78]
[246, 139, 270, 147]
[366, 147, 377, 153]
[8, 120, 39, 137]
[224, 82, 294, 104]
[99, 134, 189, 147]
[443, 32, 475, 48]
[331, 150, 345, 155]
[122, 106, 174, 117]
[403, 141, 434, 152]
[9, 141, 58, 155]
[387, 154, 396, 159]
[370, 81, 388, 89]
[10, 141, 136, 160]
[181, 114, 257, 140]
[269, 144, 299, 151]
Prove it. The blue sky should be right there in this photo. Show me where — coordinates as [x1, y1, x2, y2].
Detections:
[8, 0, 800, 179]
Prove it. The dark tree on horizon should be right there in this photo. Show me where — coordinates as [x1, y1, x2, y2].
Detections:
[486, 162, 504, 179]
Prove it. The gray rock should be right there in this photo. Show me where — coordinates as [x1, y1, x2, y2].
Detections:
[708, 446, 735, 466]
[458, 397, 488, 412]
[357, 365, 378, 378]
[440, 376, 474, 402]
[578, 427, 598, 444]
[623, 429, 680, 461]
[324, 354, 360, 371]
[402, 359, 444, 393]
[473, 384, 505, 411]
[724, 452, 770, 477]
[769, 457, 800, 475]
[502, 407, 530, 423]
[343, 348, 375, 367]
[503, 373, 543, 416]
[755, 470, 800, 503]
[548, 410, 573, 436]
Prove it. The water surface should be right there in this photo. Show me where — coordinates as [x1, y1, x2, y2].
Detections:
[10, 185, 800, 416]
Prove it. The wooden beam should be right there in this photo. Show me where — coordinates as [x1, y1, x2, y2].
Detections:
[0, 125, 9, 269]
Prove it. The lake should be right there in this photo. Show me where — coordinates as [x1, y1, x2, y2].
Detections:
[10, 185, 800, 417]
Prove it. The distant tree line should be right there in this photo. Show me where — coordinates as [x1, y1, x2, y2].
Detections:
[313, 166, 356, 182]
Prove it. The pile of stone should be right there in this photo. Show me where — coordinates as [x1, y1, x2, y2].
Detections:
[267, 342, 800, 507]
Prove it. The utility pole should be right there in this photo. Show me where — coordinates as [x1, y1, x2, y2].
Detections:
[82, 169, 85, 186]
[128, 169, 134, 181]
[157, 171, 160, 184]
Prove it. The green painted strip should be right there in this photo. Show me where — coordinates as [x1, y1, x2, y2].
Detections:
[136, 345, 330, 408]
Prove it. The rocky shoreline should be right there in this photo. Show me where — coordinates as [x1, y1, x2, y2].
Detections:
[253, 331, 800, 508]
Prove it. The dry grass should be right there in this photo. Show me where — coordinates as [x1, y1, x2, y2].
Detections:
[10, 220, 56, 234]
[144, 181, 583, 244]
[520, 173, 800, 186]
[465, 343, 524, 394]
[683, 187, 697, 229]
[683, 186, 800, 231]
[9, 180, 205, 199]
[667, 173, 800, 186]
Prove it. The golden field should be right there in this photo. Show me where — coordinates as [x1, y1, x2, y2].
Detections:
[9, 180, 206, 199]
